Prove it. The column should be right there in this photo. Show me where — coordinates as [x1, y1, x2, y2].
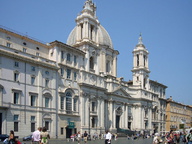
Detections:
[81, 96, 85, 126]
[109, 101, 113, 129]
[101, 99, 104, 128]
[113, 55, 117, 77]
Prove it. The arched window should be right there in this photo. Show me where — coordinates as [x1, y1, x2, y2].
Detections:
[66, 92, 72, 113]
[89, 56, 94, 70]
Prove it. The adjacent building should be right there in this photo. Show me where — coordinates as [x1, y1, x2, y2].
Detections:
[0, 0, 167, 139]
[166, 96, 192, 132]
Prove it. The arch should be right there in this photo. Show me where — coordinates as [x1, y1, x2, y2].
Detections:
[42, 89, 52, 97]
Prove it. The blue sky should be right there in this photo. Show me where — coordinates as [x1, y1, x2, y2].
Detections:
[1, 0, 192, 105]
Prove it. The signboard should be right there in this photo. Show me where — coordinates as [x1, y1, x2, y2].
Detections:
[68, 122, 75, 129]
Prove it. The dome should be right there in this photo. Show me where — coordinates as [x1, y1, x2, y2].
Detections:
[67, 24, 113, 49]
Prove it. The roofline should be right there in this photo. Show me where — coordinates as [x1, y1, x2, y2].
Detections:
[0, 25, 50, 48]
[150, 80, 167, 88]
[49, 40, 86, 55]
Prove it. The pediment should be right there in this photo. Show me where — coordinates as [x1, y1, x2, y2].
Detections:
[112, 87, 131, 98]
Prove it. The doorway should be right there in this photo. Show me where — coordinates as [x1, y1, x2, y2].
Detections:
[66, 128, 72, 138]
[116, 115, 120, 128]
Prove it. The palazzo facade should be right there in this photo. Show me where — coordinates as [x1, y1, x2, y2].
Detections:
[0, 0, 167, 139]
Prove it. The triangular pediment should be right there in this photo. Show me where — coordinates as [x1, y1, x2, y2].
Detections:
[112, 87, 131, 98]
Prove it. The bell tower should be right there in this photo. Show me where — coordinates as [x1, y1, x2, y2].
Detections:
[132, 34, 150, 89]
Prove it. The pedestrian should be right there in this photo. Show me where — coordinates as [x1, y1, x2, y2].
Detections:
[105, 130, 112, 144]
[32, 127, 42, 144]
[83, 131, 88, 143]
[8, 130, 16, 144]
[152, 133, 162, 144]
[40, 127, 50, 144]
[76, 131, 81, 144]
[165, 130, 174, 144]
[186, 130, 192, 144]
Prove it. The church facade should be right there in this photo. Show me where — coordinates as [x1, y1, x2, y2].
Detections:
[0, 0, 167, 138]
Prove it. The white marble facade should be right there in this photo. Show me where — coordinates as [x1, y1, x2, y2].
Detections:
[0, 0, 167, 139]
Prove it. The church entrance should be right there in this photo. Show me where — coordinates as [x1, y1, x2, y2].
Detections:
[66, 128, 72, 138]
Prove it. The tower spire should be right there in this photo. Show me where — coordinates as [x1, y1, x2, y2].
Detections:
[82, 0, 96, 17]
[138, 33, 143, 45]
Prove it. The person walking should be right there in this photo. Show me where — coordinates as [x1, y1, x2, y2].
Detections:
[186, 130, 192, 144]
[40, 127, 50, 144]
[105, 131, 112, 144]
[83, 131, 88, 143]
[76, 131, 81, 144]
[32, 127, 42, 144]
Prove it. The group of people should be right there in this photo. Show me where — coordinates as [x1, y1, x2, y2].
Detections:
[32, 127, 50, 144]
[69, 130, 113, 144]
[153, 129, 192, 144]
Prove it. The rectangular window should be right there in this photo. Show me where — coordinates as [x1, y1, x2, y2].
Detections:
[45, 97, 49, 108]
[45, 121, 49, 130]
[61, 97, 64, 110]
[14, 122, 18, 132]
[31, 116, 35, 121]
[31, 76, 35, 85]
[14, 72, 19, 81]
[74, 55, 77, 64]
[61, 51, 64, 59]
[36, 52, 40, 56]
[45, 79, 49, 87]
[23, 48, 27, 53]
[14, 115, 19, 132]
[60, 68, 64, 76]
[67, 69, 71, 79]
[14, 61, 19, 67]
[31, 116, 35, 132]
[14, 92, 19, 104]
[92, 102, 96, 112]
[6, 42, 11, 47]
[73, 99, 77, 112]
[61, 127, 64, 135]
[67, 53, 70, 61]
[31, 95, 36, 106]
[74, 72, 77, 81]
[31, 66, 35, 71]
[31, 123, 35, 132]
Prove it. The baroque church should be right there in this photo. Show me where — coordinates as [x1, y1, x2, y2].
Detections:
[0, 0, 167, 138]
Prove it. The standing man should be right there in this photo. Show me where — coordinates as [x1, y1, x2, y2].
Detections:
[105, 130, 112, 144]
[32, 127, 42, 144]
[83, 131, 88, 143]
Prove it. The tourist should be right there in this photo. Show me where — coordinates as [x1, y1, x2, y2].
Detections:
[32, 127, 42, 144]
[83, 131, 88, 143]
[40, 127, 50, 144]
[105, 131, 112, 144]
